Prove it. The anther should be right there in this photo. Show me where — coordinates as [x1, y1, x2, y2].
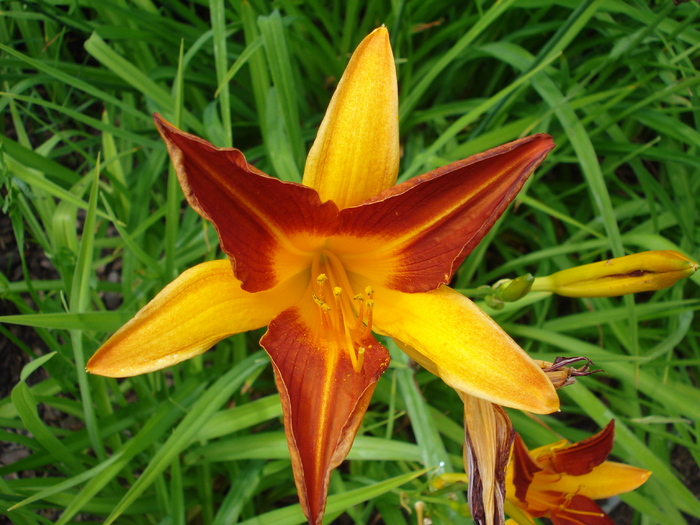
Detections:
[312, 292, 331, 311]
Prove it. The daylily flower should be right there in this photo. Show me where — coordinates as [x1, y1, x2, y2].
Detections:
[434, 421, 651, 525]
[506, 421, 651, 525]
[531, 250, 698, 297]
[86, 27, 559, 524]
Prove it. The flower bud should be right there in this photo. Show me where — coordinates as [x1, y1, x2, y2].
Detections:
[531, 250, 697, 297]
[496, 274, 534, 302]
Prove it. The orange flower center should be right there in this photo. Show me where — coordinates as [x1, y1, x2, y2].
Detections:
[310, 250, 375, 373]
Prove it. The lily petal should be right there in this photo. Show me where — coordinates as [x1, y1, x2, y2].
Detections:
[155, 115, 341, 292]
[331, 135, 555, 292]
[510, 433, 542, 503]
[260, 300, 390, 524]
[302, 27, 399, 209]
[548, 420, 614, 475]
[372, 284, 559, 413]
[547, 461, 651, 501]
[87, 260, 307, 377]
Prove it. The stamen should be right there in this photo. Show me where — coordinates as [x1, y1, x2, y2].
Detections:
[344, 324, 362, 373]
[309, 251, 378, 374]
[332, 286, 345, 335]
[363, 299, 374, 338]
[353, 295, 365, 331]
[312, 292, 331, 311]
[356, 346, 366, 371]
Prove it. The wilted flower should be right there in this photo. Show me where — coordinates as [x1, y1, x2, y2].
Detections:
[534, 357, 603, 389]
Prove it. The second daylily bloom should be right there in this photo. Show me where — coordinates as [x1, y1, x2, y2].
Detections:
[435, 421, 651, 525]
[87, 28, 559, 524]
[506, 421, 651, 525]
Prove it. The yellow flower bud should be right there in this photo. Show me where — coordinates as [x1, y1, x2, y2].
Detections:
[531, 250, 698, 298]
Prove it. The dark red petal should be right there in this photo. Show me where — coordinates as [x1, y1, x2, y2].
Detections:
[334, 134, 554, 293]
[552, 421, 615, 476]
[260, 305, 390, 524]
[548, 495, 614, 525]
[511, 433, 543, 503]
[154, 114, 341, 292]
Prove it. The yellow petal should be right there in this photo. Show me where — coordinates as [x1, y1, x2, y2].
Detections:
[87, 260, 307, 377]
[546, 460, 651, 500]
[371, 285, 559, 413]
[302, 27, 399, 209]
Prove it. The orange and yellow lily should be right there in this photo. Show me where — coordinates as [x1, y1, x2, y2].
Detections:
[506, 421, 651, 525]
[87, 27, 559, 524]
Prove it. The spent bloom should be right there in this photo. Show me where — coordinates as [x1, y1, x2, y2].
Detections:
[87, 28, 559, 524]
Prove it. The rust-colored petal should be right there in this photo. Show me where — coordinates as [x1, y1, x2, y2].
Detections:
[155, 114, 341, 292]
[330, 135, 555, 292]
[510, 433, 543, 504]
[458, 393, 515, 525]
[87, 260, 306, 377]
[549, 420, 614, 476]
[371, 284, 559, 413]
[260, 300, 390, 524]
[302, 27, 399, 209]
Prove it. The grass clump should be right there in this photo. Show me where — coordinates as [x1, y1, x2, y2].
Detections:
[1, 1, 699, 523]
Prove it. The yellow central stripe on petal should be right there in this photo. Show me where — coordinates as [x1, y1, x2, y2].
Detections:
[310, 251, 374, 372]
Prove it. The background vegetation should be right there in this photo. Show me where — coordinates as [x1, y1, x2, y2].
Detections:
[1, 0, 699, 523]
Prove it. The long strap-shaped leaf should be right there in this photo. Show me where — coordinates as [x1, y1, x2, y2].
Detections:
[101, 351, 269, 525]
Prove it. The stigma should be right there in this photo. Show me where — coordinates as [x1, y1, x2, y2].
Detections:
[311, 251, 375, 373]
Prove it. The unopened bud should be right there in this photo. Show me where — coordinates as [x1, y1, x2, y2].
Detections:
[531, 251, 697, 297]
[484, 274, 534, 310]
[534, 356, 602, 389]
[495, 274, 534, 302]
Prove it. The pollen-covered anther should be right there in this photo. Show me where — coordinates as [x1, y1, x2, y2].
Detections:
[312, 292, 331, 311]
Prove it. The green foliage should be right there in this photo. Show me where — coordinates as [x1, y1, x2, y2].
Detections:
[1, 0, 699, 523]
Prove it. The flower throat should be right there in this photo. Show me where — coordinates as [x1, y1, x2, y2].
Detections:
[311, 250, 375, 373]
